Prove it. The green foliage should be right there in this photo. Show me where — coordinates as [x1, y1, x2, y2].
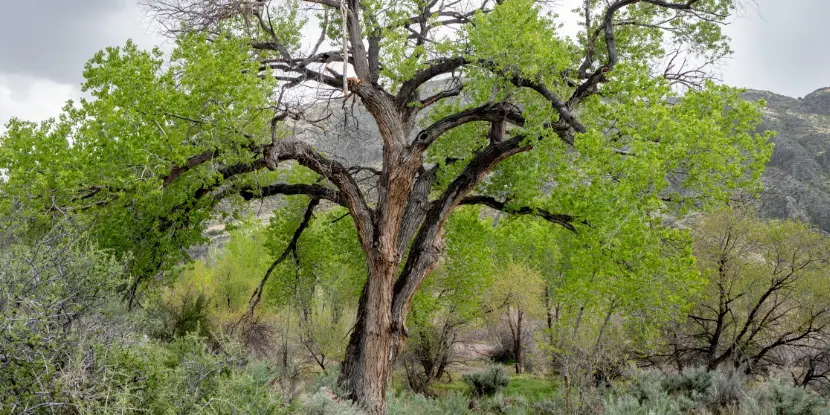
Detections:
[669, 208, 830, 372]
[466, 0, 571, 79]
[747, 378, 830, 415]
[304, 389, 367, 415]
[408, 206, 496, 337]
[483, 261, 546, 320]
[464, 366, 511, 397]
[299, 306, 353, 372]
[212, 217, 276, 314]
[263, 198, 366, 312]
[310, 365, 343, 395]
[500, 375, 557, 400]
[387, 392, 471, 415]
[0, 0, 781, 411]
[0, 214, 289, 415]
[64, 334, 288, 414]
[148, 289, 215, 341]
[603, 367, 830, 415]
[621, 367, 744, 411]
[0, 28, 276, 287]
[161, 202, 365, 319]
[604, 392, 682, 415]
[0, 0, 773, 348]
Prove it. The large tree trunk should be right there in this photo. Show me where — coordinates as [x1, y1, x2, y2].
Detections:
[334, 86, 424, 414]
[334, 83, 519, 413]
[338, 260, 397, 414]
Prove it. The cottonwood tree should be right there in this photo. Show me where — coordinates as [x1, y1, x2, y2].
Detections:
[0, 0, 773, 412]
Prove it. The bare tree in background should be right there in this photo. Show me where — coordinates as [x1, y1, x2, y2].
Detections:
[661, 209, 830, 385]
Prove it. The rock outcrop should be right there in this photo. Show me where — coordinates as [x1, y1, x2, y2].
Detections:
[744, 88, 830, 232]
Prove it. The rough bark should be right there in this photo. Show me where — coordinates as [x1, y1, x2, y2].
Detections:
[515, 309, 524, 374]
[337, 86, 413, 414]
[338, 263, 396, 414]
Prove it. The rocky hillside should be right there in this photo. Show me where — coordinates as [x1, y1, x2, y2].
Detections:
[744, 88, 830, 232]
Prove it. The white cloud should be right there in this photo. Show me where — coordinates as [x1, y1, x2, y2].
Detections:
[0, 74, 76, 133]
[101, 2, 169, 52]
[0, 2, 165, 135]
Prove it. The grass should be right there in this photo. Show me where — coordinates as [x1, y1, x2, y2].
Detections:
[504, 373, 558, 400]
[433, 379, 468, 394]
[432, 368, 558, 401]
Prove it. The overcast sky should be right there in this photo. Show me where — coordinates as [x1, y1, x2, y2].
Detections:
[2, 0, 829, 131]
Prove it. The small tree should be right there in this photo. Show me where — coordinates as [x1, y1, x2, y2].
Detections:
[483, 261, 546, 373]
[0, 210, 125, 412]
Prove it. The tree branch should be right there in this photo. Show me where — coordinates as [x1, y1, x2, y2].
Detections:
[237, 198, 320, 324]
[162, 150, 217, 187]
[265, 140, 374, 247]
[239, 182, 344, 205]
[395, 57, 468, 111]
[459, 195, 576, 232]
[420, 83, 463, 109]
[410, 102, 525, 153]
[503, 71, 587, 134]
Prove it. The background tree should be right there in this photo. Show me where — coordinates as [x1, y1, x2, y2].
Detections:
[482, 261, 546, 374]
[0, 0, 773, 412]
[663, 208, 830, 381]
[403, 207, 497, 392]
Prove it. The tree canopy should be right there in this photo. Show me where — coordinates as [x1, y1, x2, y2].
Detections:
[0, 0, 774, 412]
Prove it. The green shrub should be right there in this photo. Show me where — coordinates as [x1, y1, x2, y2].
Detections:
[660, 366, 715, 397]
[659, 366, 744, 408]
[479, 394, 531, 415]
[604, 393, 682, 415]
[62, 333, 287, 414]
[304, 388, 366, 415]
[0, 225, 125, 413]
[463, 365, 510, 397]
[387, 391, 470, 415]
[310, 365, 342, 394]
[617, 366, 746, 412]
[743, 378, 830, 415]
[148, 288, 215, 342]
[527, 400, 565, 415]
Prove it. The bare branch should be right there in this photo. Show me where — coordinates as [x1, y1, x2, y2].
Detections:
[239, 182, 344, 205]
[459, 195, 576, 231]
[396, 57, 468, 111]
[237, 198, 320, 323]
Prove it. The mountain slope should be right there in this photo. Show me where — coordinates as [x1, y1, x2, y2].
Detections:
[744, 88, 830, 232]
